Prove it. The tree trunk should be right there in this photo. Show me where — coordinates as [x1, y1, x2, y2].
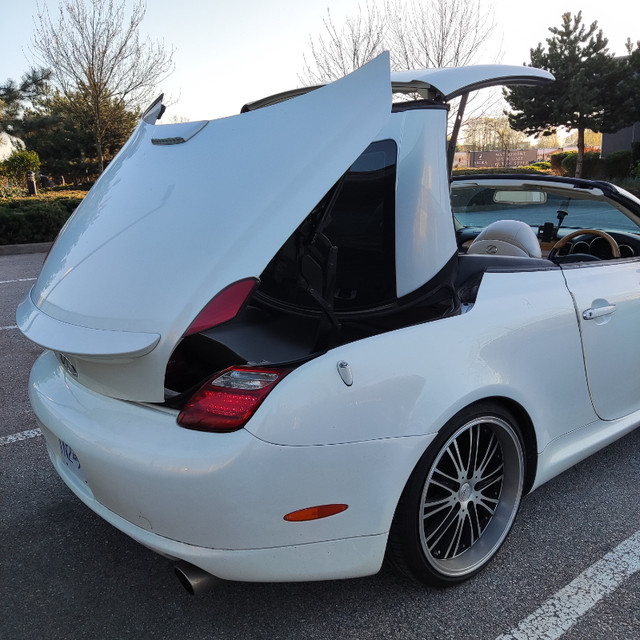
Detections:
[575, 126, 585, 178]
[96, 137, 104, 174]
[94, 99, 105, 174]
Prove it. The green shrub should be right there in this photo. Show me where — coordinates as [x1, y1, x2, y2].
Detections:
[560, 153, 577, 176]
[560, 151, 602, 178]
[604, 150, 633, 179]
[1, 150, 41, 188]
[0, 195, 82, 244]
[550, 151, 571, 175]
[0, 178, 24, 198]
[527, 161, 551, 171]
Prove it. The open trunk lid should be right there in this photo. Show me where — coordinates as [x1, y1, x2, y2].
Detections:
[17, 53, 392, 401]
[242, 64, 553, 111]
[390, 64, 553, 100]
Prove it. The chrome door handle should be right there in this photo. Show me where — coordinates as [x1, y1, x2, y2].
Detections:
[582, 305, 616, 320]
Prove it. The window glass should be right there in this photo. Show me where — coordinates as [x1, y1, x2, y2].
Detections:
[452, 185, 640, 235]
[259, 139, 398, 313]
[324, 139, 397, 310]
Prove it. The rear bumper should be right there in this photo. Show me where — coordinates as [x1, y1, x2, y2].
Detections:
[43, 439, 388, 581]
[31, 350, 433, 582]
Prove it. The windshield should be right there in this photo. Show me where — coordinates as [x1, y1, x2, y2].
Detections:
[452, 184, 640, 235]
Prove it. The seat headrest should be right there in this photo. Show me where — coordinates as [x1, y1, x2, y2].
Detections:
[467, 220, 542, 258]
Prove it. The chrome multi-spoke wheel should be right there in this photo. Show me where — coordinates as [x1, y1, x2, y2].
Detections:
[387, 404, 525, 586]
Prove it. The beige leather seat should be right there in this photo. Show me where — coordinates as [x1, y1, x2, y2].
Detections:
[467, 220, 542, 258]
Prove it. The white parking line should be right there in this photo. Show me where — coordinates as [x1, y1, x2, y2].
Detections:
[0, 428, 42, 446]
[1, 325, 18, 331]
[0, 277, 37, 284]
[495, 530, 640, 640]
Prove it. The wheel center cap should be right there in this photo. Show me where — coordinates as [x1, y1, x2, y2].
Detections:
[458, 482, 472, 502]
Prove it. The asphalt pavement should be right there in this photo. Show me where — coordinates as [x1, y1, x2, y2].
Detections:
[1, 250, 638, 640]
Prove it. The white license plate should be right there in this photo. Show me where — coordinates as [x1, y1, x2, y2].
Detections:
[58, 439, 88, 484]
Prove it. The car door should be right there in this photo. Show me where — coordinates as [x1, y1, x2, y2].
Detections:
[562, 258, 640, 421]
[452, 175, 640, 421]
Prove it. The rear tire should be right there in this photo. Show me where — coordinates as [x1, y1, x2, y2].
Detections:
[387, 403, 524, 587]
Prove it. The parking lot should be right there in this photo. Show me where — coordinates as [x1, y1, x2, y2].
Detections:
[2, 250, 639, 640]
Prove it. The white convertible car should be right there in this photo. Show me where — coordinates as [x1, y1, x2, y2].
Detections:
[17, 53, 640, 593]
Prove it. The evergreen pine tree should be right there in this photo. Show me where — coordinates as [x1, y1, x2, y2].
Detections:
[506, 12, 639, 177]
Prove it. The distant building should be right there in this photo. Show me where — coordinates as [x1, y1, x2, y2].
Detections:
[602, 123, 640, 157]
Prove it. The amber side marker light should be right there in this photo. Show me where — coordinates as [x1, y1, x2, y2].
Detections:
[284, 504, 348, 522]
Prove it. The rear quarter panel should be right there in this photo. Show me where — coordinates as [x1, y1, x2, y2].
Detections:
[246, 269, 596, 453]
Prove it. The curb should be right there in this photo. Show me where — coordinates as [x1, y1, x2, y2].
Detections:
[0, 242, 53, 256]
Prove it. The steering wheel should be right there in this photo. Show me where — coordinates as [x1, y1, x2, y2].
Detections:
[548, 229, 621, 260]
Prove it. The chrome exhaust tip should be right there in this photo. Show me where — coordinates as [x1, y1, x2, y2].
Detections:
[174, 561, 221, 595]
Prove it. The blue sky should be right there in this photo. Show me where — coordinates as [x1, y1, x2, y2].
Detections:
[1, 0, 636, 121]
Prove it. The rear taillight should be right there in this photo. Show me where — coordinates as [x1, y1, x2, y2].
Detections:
[177, 367, 290, 432]
[185, 278, 257, 336]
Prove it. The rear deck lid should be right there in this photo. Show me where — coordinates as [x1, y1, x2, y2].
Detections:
[18, 53, 392, 401]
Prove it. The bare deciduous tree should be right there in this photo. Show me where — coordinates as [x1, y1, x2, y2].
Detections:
[300, 3, 386, 84]
[32, 0, 173, 172]
[387, 0, 498, 70]
[563, 129, 602, 149]
[301, 0, 499, 83]
[391, 0, 502, 144]
[462, 116, 530, 154]
[301, 0, 501, 150]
